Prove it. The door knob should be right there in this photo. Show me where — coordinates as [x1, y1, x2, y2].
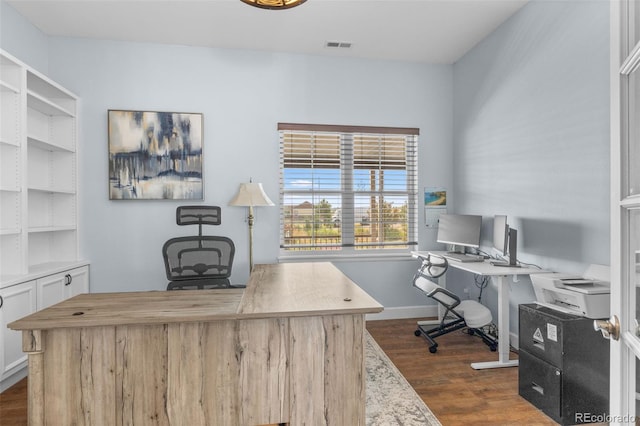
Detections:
[593, 315, 620, 341]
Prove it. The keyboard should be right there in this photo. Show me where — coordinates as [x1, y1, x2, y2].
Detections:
[442, 252, 485, 263]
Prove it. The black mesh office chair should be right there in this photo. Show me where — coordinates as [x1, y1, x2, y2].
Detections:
[162, 206, 235, 290]
[412, 253, 497, 353]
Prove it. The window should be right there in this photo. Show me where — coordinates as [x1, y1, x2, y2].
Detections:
[279, 123, 418, 256]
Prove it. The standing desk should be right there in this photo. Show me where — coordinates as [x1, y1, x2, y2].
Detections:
[412, 251, 546, 370]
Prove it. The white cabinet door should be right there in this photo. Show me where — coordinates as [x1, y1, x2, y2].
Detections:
[0, 265, 89, 390]
[65, 265, 89, 299]
[36, 272, 67, 309]
[36, 265, 89, 309]
[0, 280, 36, 379]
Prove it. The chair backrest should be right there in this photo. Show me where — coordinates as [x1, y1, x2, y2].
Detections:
[412, 253, 460, 308]
[176, 206, 221, 236]
[163, 206, 235, 287]
[162, 236, 235, 282]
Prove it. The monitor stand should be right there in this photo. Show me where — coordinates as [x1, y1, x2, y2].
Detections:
[490, 260, 520, 268]
[490, 228, 520, 268]
[447, 245, 466, 255]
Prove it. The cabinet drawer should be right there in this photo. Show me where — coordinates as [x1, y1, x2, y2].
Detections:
[519, 304, 566, 366]
[519, 349, 561, 423]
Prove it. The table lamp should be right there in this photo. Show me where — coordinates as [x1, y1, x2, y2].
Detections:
[229, 180, 274, 272]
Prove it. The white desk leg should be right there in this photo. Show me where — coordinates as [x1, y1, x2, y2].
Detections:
[471, 275, 519, 370]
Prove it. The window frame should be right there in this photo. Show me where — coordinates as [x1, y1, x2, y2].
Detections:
[278, 123, 419, 261]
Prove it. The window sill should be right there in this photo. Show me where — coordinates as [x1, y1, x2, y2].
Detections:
[277, 251, 415, 263]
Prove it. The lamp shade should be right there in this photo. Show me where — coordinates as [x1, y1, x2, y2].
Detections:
[229, 182, 274, 207]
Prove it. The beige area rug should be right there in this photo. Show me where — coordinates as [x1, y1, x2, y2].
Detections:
[365, 331, 442, 426]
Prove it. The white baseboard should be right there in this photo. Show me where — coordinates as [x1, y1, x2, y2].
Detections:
[1, 367, 27, 393]
[366, 310, 521, 349]
[510, 331, 519, 350]
[366, 305, 438, 321]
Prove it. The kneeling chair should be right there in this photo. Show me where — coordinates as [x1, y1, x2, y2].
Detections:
[412, 253, 497, 353]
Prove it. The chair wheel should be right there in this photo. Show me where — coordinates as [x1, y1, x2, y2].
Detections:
[467, 329, 475, 336]
[429, 346, 437, 354]
[414, 329, 421, 337]
[490, 345, 497, 352]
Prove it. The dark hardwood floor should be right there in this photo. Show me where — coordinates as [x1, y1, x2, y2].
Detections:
[367, 318, 557, 425]
[0, 376, 27, 426]
[0, 318, 557, 425]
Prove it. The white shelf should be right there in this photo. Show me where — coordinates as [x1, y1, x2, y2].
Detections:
[0, 228, 21, 236]
[28, 260, 88, 277]
[27, 90, 74, 117]
[28, 226, 76, 233]
[28, 185, 75, 195]
[0, 138, 19, 147]
[27, 134, 74, 152]
[27, 144, 75, 191]
[0, 184, 22, 194]
[27, 109, 75, 152]
[28, 231, 78, 268]
[0, 273, 23, 289]
[0, 80, 19, 94]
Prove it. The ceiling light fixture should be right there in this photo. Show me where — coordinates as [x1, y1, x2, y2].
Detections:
[240, 0, 307, 10]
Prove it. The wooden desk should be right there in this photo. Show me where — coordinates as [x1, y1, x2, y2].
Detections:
[9, 262, 383, 426]
[412, 251, 546, 370]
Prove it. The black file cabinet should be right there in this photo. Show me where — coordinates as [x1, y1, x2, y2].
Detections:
[518, 304, 609, 425]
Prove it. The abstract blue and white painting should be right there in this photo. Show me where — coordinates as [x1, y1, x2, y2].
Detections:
[108, 110, 203, 200]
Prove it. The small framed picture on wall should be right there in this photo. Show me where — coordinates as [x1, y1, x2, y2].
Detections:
[424, 187, 447, 228]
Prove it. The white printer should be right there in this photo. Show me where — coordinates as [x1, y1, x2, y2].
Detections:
[530, 264, 610, 319]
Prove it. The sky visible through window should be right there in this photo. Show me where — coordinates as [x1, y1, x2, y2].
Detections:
[283, 168, 409, 208]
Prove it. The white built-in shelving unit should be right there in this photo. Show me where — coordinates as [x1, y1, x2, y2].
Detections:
[0, 49, 89, 391]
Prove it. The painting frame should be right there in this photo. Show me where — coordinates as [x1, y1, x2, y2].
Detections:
[108, 109, 204, 200]
[424, 187, 447, 228]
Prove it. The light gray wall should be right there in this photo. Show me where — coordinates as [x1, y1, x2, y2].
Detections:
[451, 0, 610, 336]
[0, 1, 48, 72]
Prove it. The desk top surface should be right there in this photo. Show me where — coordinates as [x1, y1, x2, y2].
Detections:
[239, 262, 384, 317]
[411, 251, 547, 276]
[9, 262, 383, 330]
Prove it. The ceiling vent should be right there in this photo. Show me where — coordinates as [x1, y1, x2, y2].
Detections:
[326, 41, 352, 49]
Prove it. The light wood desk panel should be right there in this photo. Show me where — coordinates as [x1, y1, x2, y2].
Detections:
[9, 262, 383, 425]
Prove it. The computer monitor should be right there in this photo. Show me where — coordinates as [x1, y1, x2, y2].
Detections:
[493, 215, 509, 255]
[436, 214, 482, 253]
[491, 215, 519, 267]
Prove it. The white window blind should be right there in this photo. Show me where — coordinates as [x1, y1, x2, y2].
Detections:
[279, 123, 418, 254]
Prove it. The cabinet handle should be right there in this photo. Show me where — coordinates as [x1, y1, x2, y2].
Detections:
[531, 382, 544, 395]
[533, 341, 545, 351]
[65, 274, 72, 286]
[0, 295, 3, 309]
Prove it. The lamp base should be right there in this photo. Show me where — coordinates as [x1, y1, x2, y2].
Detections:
[248, 206, 255, 273]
